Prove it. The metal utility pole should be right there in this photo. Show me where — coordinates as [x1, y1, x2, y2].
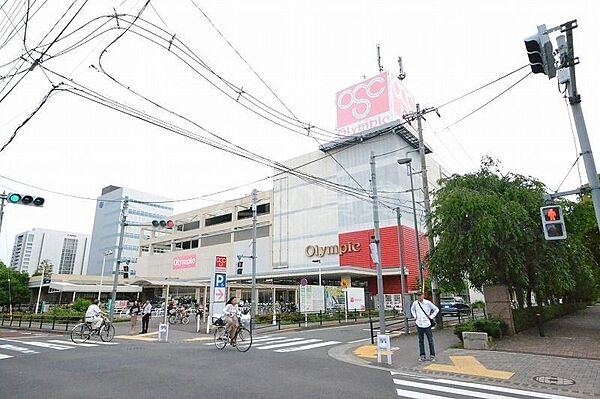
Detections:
[109, 196, 129, 321]
[34, 263, 47, 314]
[395, 208, 409, 334]
[0, 191, 5, 236]
[561, 21, 600, 232]
[413, 103, 442, 327]
[369, 151, 386, 332]
[251, 189, 258, 319]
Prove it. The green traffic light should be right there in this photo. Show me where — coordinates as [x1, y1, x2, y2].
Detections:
[8, 193, 21, 203]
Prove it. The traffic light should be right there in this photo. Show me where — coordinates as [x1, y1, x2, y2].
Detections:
[122, 260, 130, 279]
[540, 205, 567, 240]
[6, 193, 45, 207]
[151, 219, 174, 228]
[524, 24, 556, 79]
[236, 261, 243, 275]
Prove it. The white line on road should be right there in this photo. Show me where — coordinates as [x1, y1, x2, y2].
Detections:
[0, 353, 13, 360]
[1, 340, 73, 350]
[347, 338, 370, 344]
[393, 378, 530, 399]
[258, 339, 320, 350]
[252, 338, 306, 347]
[0, 344, 39, 354]
[274, 341, 340, 353]
[47, 340, 98, 348]
[395, 389, 455, 399]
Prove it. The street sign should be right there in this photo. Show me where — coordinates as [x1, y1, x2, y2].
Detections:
[214, 272, 226, 288]
[214, 287, 226, 303]
[377, 334, 392, 365]
[215, 256, 227, 270]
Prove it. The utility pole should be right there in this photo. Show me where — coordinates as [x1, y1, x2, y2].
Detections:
[251, 189, 258, 319]
[369, 151, 386, 332]
[0, 191, 5, 236]
[376, 44, 383, 73]
[109, 196, 129, 321]
[395, 208, 409, 334]
[561, 21, 600, 232]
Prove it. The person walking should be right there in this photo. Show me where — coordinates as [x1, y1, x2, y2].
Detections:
[410, 291, 439, 362]
[129, 300, 141, 335]
[141, 300, 152, 334]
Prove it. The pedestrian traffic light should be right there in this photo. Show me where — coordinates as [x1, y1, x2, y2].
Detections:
[524, 24, 556, 79]
[6, 193, 45, 207]
[236, 261, 243, 275]
[122, 260, 130, 279]
[151, 219, 174, 228]
[540, 205, 567, 240]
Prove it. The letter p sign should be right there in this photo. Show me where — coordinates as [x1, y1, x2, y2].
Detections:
[215, 272, 227, 288]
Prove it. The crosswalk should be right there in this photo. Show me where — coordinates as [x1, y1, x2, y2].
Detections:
[0, 337, 119, 361]
[205, 334, 340, 353]
[391, 371, 577, 399]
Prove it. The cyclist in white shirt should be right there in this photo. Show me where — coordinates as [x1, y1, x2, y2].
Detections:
[410, 291, 439, 362]
[222, 297, 239, 340]
[85, 299, 105, 331]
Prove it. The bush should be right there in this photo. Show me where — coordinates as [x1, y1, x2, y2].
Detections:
[511, 301, 589, 333]
[72, 298, 91, 313]
[454, 318, 507, 341]
[471, 300, 485, 309]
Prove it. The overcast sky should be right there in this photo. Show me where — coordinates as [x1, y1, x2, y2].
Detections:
[0, 0, 598, 266]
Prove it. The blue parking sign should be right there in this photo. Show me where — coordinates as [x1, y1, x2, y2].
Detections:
[214, 272, 227, 288]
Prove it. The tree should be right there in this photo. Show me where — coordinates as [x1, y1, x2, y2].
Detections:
[427, 158, 595, 307]
[0, 261, 30, 307]
[33, 259, 53, 278]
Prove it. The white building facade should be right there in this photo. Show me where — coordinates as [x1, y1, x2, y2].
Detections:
[10, 228, 91, 276]
[86, 185, 173, 277]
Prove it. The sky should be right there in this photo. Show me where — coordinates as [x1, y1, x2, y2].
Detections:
[0, 0, 598, 265]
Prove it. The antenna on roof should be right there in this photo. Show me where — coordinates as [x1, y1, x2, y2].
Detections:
[377, 44, 383, 72]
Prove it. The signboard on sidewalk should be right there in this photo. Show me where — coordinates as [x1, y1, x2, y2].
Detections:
[299, 285, 324, 313]
[346, 287, 365, 311]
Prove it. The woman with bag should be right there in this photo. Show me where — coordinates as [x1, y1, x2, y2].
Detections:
[129, 300, 141, 335]
[410, 291, 439, 362]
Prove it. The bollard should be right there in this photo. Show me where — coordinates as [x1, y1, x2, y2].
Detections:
[354, 309, 357, 322]
[39, 315, 44, 329]
[52, 316, 57, 330]
[278, 315, 281, 330]
[536, 313, 545, 337]
[1, 313, 4, 325]
[19, 314, 23, 327]
[338, 310, 341, 324]
[458, 311, 461, 324]
[483, 307, 487, 319]
[471, 308, 474, 321]
[29, 314, 33, 328]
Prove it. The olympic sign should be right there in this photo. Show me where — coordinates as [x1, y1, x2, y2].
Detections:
[172, 254, 197, 271]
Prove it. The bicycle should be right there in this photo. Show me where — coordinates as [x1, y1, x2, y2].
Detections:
[168, 309, 190, 325]
[70, 315, 116, 344]
[213, 316, 252, 352]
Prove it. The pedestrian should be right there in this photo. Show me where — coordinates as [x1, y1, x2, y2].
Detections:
[410, 291, 439, 362]
[141, 300, 152, 334]
[129, 300, 141, 335]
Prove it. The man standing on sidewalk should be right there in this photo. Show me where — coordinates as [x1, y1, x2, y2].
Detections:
[411, 291, 439, 362]
[141, 300, 152, 334]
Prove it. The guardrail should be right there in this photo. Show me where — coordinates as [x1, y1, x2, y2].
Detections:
[250, 309, 369, 333]
[0, 313, 84, 332]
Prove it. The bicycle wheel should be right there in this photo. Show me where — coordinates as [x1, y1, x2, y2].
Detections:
[100, 323, 116, 342]
[235, 328, 252, 352]
[168, 315, 177, 324]
[181, 316, 190, 325]
[214, 326, 227, 350]
[71, 323, 91, 344]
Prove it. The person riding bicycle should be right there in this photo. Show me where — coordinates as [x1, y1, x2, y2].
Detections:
[222, 297, 239, 341]
[85, 299, 106, 331]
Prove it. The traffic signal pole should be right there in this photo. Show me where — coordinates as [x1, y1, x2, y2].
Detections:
[251, 189, 258, 320]
[562, 21, 600, 233]
[109, 196, 129, 321]
[369, 151, 386, 333]
[0, 192, 6, 237]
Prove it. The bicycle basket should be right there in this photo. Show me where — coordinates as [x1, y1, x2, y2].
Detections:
[212, 317, 225, 326]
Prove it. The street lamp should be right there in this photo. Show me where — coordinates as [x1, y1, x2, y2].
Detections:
[98, 250, 114, 302]
[311, 259, 322, 286]
[34, 263, 50, 314]
[397, 158, 424, 291]
[7, 277, 12, 317]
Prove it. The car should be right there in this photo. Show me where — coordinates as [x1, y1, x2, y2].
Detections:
[440, 297, 471, 316]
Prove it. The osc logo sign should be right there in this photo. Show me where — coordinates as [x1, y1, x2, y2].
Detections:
[336, 72, 389, 128]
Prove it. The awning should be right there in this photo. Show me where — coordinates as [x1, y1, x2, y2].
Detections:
[47, 282, 142, 293]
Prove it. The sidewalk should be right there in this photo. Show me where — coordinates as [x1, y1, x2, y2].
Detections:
[347, 304, 600, 398]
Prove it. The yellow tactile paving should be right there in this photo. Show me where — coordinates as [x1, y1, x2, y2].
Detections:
[353, 345, 394, 359]
[114, 332, 158, 342]
[425, 356, 514, 380]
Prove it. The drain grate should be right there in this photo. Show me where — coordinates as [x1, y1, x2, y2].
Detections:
[533, 376, 576, 386]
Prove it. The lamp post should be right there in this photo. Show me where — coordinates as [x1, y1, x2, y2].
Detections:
[397, 158, 424, 291]
[98, 250, 113, 302]
[312, 259, 322, 286]
[7, 277, 12, 317]
[34, 263, 49, 314]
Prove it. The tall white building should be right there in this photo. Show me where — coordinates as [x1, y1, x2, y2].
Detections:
[10, 228, 91, 276]
[86, 185, 173, 277]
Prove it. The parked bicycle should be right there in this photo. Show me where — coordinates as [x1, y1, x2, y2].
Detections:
[168, 308, 190, 325]
[213, 315, 252, 352]
[70, 314, 115, 344]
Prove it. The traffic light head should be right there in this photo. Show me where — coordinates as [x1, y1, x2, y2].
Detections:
[236, 261, 243, 275]
[7, 193, 45, 207]
[540, 205, 567, 240]
[524, 25, 556, 79]
[152, 220, 174, 229]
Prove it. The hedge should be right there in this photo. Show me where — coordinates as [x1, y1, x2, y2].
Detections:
[512, 302, 588, 333]
[454, 318, 508, 342]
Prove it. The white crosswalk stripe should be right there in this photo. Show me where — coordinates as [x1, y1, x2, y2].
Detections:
[391, 372, 577, 399]
[204, 335, 342, 353]
[0, 337, 120, 361]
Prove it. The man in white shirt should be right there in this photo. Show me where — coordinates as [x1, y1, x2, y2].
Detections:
[410, 291, 439, 362]
[141, 300, 152, 334]
[85, 299, 105, 331]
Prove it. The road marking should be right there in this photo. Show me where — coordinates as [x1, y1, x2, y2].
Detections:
[0, 344, 39, 354]
[115, 335, 156, 342]
[258, 339, 320, 350]
[417, 376, 577, 399]
[89, 341, 119, 345]
[395, 389, 454, 399]
[0, 353, 13, 360]
[5, 340, 73, 350]
[424, 356, 514, 379]
[394, 378, 515, 399]
[347, 338, 370, 344]
[252, 338, 306, 347]
[203, 335, 288, 346]
[274, 340, 340, 353]
[183, 337, 213, 342]
[47, 340, 98, 348]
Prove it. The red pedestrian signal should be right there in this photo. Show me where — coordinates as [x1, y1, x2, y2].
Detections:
[540, 205, 567, 240]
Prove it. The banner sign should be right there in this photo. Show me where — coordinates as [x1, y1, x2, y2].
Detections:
[172, 254, 197, 271]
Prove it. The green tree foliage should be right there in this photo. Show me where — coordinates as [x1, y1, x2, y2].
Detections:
[0, 261, 30, 306]
[33, 259, 53, 277]
[427, 158, 598, 306]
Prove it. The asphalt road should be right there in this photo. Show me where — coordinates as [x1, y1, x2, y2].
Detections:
[0, 324, 396, 399]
